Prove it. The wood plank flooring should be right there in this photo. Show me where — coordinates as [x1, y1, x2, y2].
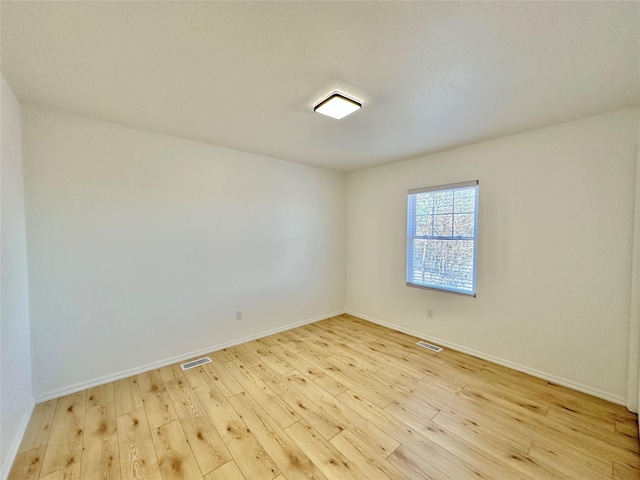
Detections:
[9, 314, 640, 479]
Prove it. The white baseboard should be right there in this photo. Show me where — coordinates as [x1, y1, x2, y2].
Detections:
[345, 309, 626, 406]
[1, 397, 35, 480]
[35, 310, 345, 403]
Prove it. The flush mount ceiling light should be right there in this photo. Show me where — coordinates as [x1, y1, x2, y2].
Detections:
[314, 92, 362, 119]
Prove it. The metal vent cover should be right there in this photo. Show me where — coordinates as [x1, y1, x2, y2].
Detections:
[180, 356, 211, 370]
[416, 341, 443, 353]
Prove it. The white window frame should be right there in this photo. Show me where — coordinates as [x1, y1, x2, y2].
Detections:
[406, 180, 479, 297]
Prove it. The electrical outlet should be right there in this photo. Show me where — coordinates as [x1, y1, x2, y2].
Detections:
[426, 308, 434, 319]
[236, 310, 243, 321]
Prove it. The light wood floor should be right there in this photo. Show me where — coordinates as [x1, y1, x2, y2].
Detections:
[9, 314, 640, 480]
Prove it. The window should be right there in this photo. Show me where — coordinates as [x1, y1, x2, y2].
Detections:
[406, 180, 478, 296]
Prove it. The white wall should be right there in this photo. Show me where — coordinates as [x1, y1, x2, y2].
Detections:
[22, 106, 345, 400]
[13, 100, 638, 410]
[346, 108, 639, 404]
[1, 76, 34, 476]
[633, 121, 640, 414]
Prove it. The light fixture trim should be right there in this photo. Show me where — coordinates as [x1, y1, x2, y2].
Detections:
[314, 91, 362, 119]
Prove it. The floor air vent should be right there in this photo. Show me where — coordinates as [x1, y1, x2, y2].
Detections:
[416, 341, 443, 353]
[180, 356, 211, 370]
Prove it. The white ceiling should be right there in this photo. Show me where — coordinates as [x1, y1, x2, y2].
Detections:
[2, 1, 638, 172]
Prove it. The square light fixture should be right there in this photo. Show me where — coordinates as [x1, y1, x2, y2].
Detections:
[314, 92, 362, 119]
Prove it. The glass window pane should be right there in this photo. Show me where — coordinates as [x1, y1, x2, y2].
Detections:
[433, 191, 454, 214]
[454, 188, 476, 213]
[433, 214, 453, 237]
[416, 193, 433, 215]
[409, 239, 475, 292]
[454, 213, 475, 237]
[416, 214, 432, 236]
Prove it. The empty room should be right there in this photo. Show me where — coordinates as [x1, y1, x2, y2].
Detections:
[1, 2, 639, 479]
